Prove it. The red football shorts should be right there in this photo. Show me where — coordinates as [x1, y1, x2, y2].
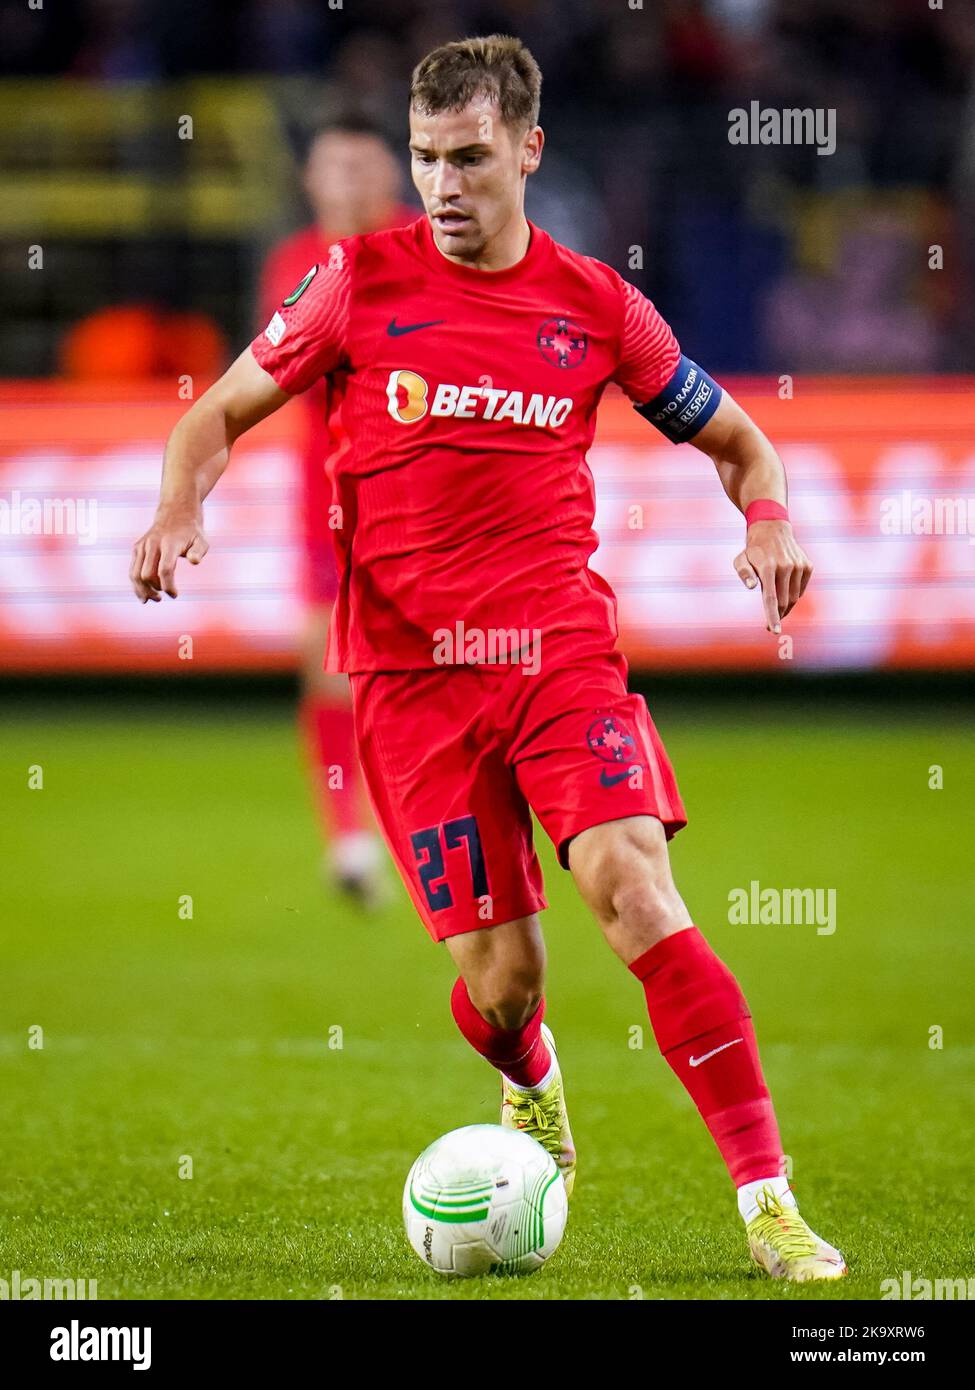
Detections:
[350, 639, 687, 942]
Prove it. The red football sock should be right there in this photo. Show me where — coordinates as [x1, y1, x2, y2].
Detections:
[450, 977, 552, 1088]
[300, 694, 367, 838]
[629, 926, 784, 1186]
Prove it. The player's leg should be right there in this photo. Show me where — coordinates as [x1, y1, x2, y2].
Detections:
[445, 916, 577, 1196]
[510, 645, 845, 1277]
[569, 814, 782, 1184]
[349, 667, 576, 1193]
[569, 815, 845, 1279]
[444, 911, 552, 1091]
[298, 601, 386, 906]
[444, 912, 546, 1032]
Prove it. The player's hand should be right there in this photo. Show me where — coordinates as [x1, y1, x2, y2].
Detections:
[130, 508, 209, 603]
[733, 520, 812, 634]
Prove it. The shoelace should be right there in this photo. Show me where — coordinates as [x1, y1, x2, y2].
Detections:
[506, 1087, 562, 1160]
[750, 1187, 817, 1259]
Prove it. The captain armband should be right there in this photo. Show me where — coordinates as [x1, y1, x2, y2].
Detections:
[634, 354, 723, 443]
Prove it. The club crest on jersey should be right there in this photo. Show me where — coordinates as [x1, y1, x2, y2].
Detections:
[537, 316, 588, 369]
[386, 371, 573, 428]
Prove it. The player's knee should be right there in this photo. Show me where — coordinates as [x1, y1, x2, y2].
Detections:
[571, 817, 686, 939]
[469, 967, 543, 1031]
[609, 873, 686, 943]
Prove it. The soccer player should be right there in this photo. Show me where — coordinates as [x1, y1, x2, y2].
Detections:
[131, 35, 846, 1281]
[257, 117, 417, 905]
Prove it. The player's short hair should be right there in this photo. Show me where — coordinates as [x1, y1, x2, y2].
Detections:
[410, 34, 542, 133]
[304, 114, 392, 157]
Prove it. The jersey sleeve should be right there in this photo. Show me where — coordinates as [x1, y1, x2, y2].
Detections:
[249, 242, 353, 395]
[613, 277, 724, 444]
[611, 279, 682, 404]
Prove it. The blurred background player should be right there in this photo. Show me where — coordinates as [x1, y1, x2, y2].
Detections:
[257, 117, 418, 906]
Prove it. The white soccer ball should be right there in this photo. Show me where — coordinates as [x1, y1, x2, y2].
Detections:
[403, 1123, 568, 1277]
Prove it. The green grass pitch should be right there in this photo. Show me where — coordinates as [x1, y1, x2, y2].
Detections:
[1, 690, 971, 1300]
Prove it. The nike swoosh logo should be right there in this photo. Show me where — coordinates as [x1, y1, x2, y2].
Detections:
[689, 1038, 744, 1068]
[387, 317, 445, 336]
[599, 768, 631, 787]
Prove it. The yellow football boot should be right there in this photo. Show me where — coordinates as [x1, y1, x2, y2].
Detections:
[746, 1186, 848, 1281]
[500, 1023, 577, 1200]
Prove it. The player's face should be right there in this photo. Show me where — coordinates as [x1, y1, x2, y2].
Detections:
[304, 132, 401, 235]
[409, 98, 542, 262]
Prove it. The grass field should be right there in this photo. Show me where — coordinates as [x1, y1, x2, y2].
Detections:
[1, 688, 972, 1301]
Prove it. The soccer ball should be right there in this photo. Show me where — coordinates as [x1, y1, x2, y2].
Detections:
[403, 1123, 568, 1277]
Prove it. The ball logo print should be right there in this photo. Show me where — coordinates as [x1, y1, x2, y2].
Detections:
[536, 316, 588, 369]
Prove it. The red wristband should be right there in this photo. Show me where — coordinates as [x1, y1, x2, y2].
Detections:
[745, 499, 789, 525]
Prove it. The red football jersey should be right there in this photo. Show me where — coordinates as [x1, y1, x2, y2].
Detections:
[257, 211, 418, 599]
[250, 215, 682, 672]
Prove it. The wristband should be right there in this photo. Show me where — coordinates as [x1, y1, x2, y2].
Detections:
[745, 499, 789, 526]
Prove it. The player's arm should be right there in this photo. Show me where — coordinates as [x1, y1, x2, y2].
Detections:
[130, 248, 350, 603]
[129, 350, 290, 602]
[688, 391, 812, 632]
[613, 279, 811, 633]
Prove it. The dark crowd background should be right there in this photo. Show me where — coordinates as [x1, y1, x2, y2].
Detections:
[2, 0, 973, 378]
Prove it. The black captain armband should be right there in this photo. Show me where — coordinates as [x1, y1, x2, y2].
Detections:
[634, 354, 723, 443]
